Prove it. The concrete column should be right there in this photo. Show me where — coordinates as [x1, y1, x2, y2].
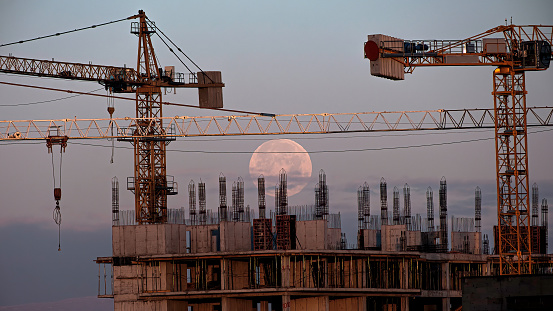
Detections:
[282, 294, 291, 311]
[358, 296, 367, 311]
[281, 255, 290, 287]
[442, 297, 450, 311]
[259, 301, 269, 311]
[443, 262, 450, 311]
[221, 258, 227, 290]
[400, 297, 409, 311]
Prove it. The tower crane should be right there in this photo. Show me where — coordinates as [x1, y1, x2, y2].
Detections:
[0, 10, 224, 225]
[363, 24, 553, 275]
[1, 12, 552, 275]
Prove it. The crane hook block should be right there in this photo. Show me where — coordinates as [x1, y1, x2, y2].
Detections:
[54, 187, 62, 201]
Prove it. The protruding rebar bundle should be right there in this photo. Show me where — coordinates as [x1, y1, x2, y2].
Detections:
[483, 234, 490, 255]
[232, 180, 240, 222]
[258, 175, 266, 219]
[315, 169, 329, 220]
[237, 177, 244, 221]
[112, 176, 119, 226]
[219, 173, 227, 221]
[532, 183, 539, 226]
[439, 177, 448, 251]
[427, 187, 434, 232]
[403, 183, 411, 230]
[188, 180, 197, 225]
[198, 180, 206, 225]
[475, 186, 482, 233]
[542, 198, 548, 253]
[380, 177, 388, 226]
[393, 186, 400, 225]
[278, 168, 288, 215]
[357, 182, 370, 230]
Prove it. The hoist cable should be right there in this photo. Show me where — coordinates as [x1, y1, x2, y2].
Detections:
[146, 18, 215, 83]
[152, 27, 195, 76]
[0, 16, 132, 48]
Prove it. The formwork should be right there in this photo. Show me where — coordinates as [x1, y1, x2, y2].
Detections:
[253, 218, 272, 250]
[276, 215, 296, 250]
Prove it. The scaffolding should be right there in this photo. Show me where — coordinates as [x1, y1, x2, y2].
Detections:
[189, 180, 197, 225]
[380, 178, 388, 226]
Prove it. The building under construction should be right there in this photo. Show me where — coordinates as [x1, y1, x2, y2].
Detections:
[96, 171, 552, 311]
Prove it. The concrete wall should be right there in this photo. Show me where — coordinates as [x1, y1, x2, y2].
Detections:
[407, 230, 421, 249]
[359, 229, 380, 249]
[291, 296, 329, 310]
[381, 224, 407, 252]
[189, 224, 219, 253]
[112, 224, 185, 257]
[451, 231, 481, 254]
[296, 219, 327, 250]
[462, 275, 553, 311]
[327, 228, 342, 249]
[220, 221, 251, 252]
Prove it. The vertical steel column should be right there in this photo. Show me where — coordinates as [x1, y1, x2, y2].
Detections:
[132, 11, 168, 224]
[493, 66, 531, 274]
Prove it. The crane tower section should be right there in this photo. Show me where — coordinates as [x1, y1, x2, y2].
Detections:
[364, 25, 553, 275]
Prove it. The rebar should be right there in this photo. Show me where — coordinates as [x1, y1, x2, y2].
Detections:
[219, 173, 227, 221]
[112, 176, 119, 226]
[258, 175, 266, 219]
[483, 234, 490, 255]
[198, 180, 206, 225]
[357, 182, 370, 230]
[532, 183, 539, 226]
[237, 177, 244, 221]
[380, 178, 388, 226]
[188, 180, 197, 225]
[427, 187, 434, 232]
[439, 177, 448, 251]
[403, 183, 411, 231]
[393, 187, 400, 225]
[315, 170, 329, 220]
[475, 186, 481, 232]
[278, 169, 288, 215]
[542, 198, 548, 253]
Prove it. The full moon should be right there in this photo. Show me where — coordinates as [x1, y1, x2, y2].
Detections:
[249, 139, 312, 197]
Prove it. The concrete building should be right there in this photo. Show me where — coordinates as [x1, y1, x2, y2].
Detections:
[96, 211, 553, 311]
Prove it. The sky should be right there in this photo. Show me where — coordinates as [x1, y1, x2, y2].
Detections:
[0, 0, 552, 308]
